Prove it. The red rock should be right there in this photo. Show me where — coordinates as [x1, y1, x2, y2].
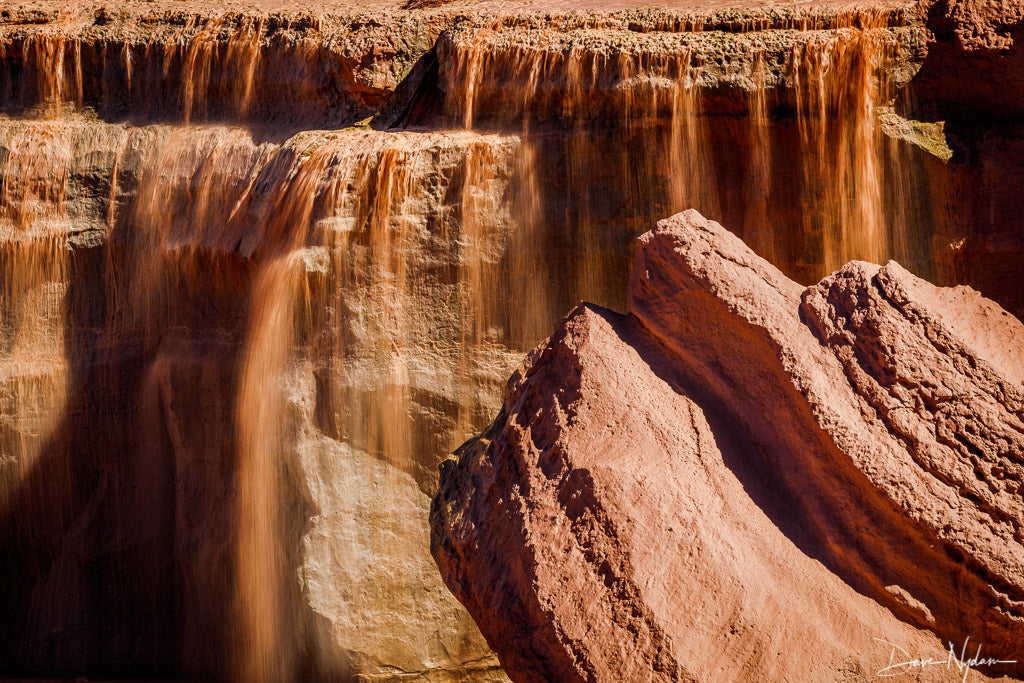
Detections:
[912, 0, 1024, 122]
[432, 209, 1024, 681]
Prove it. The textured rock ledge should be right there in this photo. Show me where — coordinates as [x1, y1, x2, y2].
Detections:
[0, 0, 925, 128]
[431, 209, 1024, 681]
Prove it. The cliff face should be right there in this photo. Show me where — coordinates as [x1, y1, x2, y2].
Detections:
[0, 117, 519, 679]
[0, 0, 1022, 680]
[432, 210, 1024, 681]
[908, 0, 1024, 328]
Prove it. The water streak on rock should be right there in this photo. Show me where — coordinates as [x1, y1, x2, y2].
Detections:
[443, 11, 923, 279]
[0, 3, 984, 681]
[0, 121, 74, 507]
[0, 116, 518, 679]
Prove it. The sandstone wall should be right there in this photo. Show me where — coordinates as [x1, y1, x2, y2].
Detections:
[0, 0, 1021, 680]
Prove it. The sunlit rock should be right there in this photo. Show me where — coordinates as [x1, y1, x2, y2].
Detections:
[432, 210, 1024, 681]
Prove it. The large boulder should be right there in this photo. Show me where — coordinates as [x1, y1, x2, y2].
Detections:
[431, 209, 1024, 681]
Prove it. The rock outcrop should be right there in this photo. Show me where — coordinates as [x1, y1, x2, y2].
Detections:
[3, 0, 1024, 679]
[432, 209, 1024, 681]
[913, 0, 1024, 122]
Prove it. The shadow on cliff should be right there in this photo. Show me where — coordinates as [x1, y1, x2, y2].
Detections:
[0, 238, 350, 679]
[607, 303, 1020, 678]
[0, 241, 181, 676]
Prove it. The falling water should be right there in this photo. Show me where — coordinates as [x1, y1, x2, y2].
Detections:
[0, 10, 394, 128]
[793, 22, 893, 271]
[0, 120, 75, 511]
[0, 5, 949, 681]
[441, 9, 933, 287]
[231, 130, 522, 680]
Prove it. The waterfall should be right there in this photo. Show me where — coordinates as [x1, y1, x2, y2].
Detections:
[0, 5, 957, 680]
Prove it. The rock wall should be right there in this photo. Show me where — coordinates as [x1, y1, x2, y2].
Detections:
[0, 117, 517, 679]
[908, 0, 1024, 319]
[0, 0, 1022, 680]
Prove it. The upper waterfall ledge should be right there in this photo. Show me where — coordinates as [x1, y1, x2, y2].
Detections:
[0, 0, 929, 127]
[4, 0, 1019, 127]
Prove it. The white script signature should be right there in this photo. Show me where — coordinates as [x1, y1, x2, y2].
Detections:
[875, 637, 1017, 682]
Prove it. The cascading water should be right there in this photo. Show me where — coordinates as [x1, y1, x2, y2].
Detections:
[440, 8, 937, 289]
[0, 108, 520, 679]
[0, 121, 75, 508]
[0, 4, 955, 681]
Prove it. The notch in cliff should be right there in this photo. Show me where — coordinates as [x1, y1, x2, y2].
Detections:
[431, 209, 1024, 681]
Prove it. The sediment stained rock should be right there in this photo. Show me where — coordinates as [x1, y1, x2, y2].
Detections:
[912, 0, 1024, 122]
[906, 0, 1024, 322]
[0, 2, 451, 128]
[2, 0, 1024, 679]
[0, 117, 517, 680]
[432, 209, 1024, 681]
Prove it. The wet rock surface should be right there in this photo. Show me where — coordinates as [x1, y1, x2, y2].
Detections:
[0, 118, 517, 680]
[1, 0, 1024, 680]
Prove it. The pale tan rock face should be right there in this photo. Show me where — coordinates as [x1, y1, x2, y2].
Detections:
[0, 117, 515, 680]
[432, 209, 1024, 682]
[291, 364, 507, 680]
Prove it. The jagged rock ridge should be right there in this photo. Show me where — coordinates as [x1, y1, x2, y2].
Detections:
[432, 209, 1024, 681]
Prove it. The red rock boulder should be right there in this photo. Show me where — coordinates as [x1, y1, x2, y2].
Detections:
[431, 209, 1024, 681]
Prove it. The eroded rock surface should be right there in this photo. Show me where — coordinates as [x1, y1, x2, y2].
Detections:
[913, 0, 1024, 121]
[432, 209, 1024, 681]
[2, 0, 1024, 679]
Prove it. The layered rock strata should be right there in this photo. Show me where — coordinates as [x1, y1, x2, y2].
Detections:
[1, 0, 1024, 679]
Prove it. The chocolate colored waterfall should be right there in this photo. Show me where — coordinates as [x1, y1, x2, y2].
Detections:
[0, 3, 966, 681]
[439, 8, 938, 283]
